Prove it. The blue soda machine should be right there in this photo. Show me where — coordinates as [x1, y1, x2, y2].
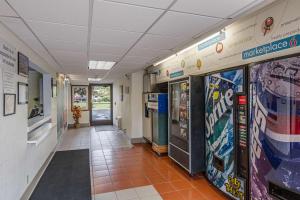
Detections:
[148, 93, 168, 155]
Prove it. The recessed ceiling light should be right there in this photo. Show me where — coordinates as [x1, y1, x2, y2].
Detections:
[89, 60, 116, 70]
[88, 78, 102, 82]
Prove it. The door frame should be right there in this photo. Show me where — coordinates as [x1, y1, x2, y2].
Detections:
[89, 84, 113, 126]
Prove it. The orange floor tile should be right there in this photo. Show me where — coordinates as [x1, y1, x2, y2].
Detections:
[91, 143, 228, 200]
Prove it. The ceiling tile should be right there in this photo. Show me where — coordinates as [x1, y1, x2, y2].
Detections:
[89, 53, 121, 62]
[0, 17, 61, 69]
[104, 0, 173, 9]
[90, 43, 128, 56]
[92, 0, 163, 32]
[135, 34, 187, 50]
[121, 55, 152, 65]
[43, 39, 87, 53]
[27, 20, 88, 43]
[117, 61, 145, 69]
[51, 50, 87, 65]
[0, 0, 17, 17]
[148, 11, 221, 38]
[8, 0, 89, 26]
[0, 17, 35, 39]
[127, 47, 172, 58]
[91, 28, 142, 47]
[171, 0, 261, 18]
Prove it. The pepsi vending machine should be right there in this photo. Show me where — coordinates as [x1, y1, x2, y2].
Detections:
[205, 68, 248, 199]
[249, 55, 300, 199]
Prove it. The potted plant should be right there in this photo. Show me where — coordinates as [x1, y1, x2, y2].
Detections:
[72, 106, 82, 128]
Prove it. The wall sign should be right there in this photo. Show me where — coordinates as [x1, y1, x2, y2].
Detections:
[242, 34, 300, 60]
[198, 32, 226, 51]
[0, 38, 17, 70]
[170, 70, 184, 78]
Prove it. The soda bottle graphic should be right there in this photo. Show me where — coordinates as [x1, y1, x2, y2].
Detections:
[250, 56, 300, 199]
[205, 69, 244, 199]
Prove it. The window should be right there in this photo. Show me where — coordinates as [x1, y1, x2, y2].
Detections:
[71, 85, 89, 110]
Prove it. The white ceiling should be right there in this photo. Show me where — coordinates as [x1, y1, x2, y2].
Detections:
[0, 0, 272, 83]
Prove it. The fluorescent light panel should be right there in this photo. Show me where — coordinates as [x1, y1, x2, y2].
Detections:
[153, 31, 223, 66]
[88, 78, 102, 82]
[89, 60, 116, 70]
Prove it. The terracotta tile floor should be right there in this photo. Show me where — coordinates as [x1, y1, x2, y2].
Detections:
[90, 128, 228, 200]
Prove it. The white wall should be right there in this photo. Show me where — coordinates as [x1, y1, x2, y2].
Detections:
[113, 70, 144, 139]
[130, 71, 144, 139]
[0, 22, 58, 200]
[112, 76, 132, 136]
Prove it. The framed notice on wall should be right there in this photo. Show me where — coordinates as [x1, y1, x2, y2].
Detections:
[18, 52, 29, 77]
[18, 82, 28, 104]
[3, 93, 16, 116]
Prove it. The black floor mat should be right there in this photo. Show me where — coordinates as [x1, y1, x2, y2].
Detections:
[30, 149, 91, 200]
[95, 125, 118, 132]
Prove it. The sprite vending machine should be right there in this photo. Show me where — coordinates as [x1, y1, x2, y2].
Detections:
[249, 55, 300, 199]
[205, 68, 247, 199]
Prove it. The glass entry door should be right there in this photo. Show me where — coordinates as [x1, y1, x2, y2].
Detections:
[90, 84, 113, 125]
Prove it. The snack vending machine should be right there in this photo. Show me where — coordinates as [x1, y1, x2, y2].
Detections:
[249, 55, 300, 200]
[169, 76, 206, 175]
[204, 68, 248, 200]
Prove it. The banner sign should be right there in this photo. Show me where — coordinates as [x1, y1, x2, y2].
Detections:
[198, 32, 226, 51]
[170, 70, 184, 78]
[242, 34, 300, 60]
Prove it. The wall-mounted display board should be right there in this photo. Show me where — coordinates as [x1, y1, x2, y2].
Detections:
[3, 93, 16, 116]
[18, 52, 29, 77]
[71, 85, 89, 111]
[148, 0, 300, 83]
[18, 82, 28, 104]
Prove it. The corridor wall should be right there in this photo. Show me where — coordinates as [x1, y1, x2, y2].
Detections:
[0, 21, 59, 200]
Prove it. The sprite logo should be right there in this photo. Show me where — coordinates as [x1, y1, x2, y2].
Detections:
[205, 88, 234, 138]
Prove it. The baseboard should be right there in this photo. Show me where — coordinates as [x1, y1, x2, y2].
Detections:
[68, 123, 90, 129]
[20, 150, 56, 200]
[131, 137, 146, 144]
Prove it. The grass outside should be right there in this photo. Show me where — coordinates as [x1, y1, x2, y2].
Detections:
[73, 102, 88, 109]
[92, 102, 111, 109]
[73, 101, 110, 109]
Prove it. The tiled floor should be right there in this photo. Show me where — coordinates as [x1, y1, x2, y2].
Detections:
[95, 185, 162, 200]
[89, 127, 228, 200]
[57, 127, 91, 151]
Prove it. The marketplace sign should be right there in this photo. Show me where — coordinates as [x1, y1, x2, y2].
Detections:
[242, 34, 300, 60]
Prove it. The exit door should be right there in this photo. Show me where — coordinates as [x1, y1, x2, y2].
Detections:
[89, 84, 113, 125]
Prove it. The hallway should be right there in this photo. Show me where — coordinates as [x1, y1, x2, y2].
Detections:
[75, 126, 228, 200]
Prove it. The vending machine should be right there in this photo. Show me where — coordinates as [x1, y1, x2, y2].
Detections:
[148, 93, 168, 155]
[204, 68, 248, 199]
[249, 55, 300, 200]
[169, 76, 206, 175]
